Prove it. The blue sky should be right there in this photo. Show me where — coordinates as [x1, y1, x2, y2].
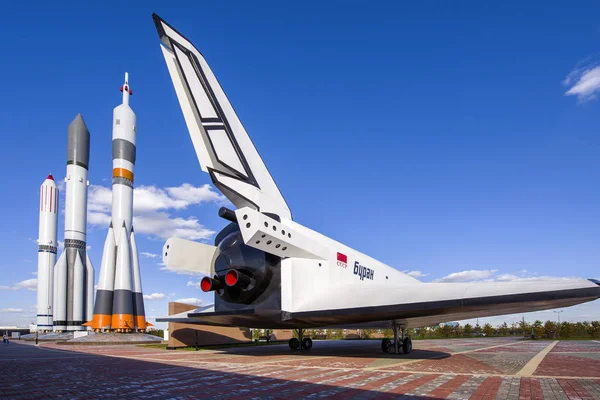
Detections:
[1, 1, 599, 328]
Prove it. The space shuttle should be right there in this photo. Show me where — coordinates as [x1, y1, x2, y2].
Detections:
[152, 14, 600, 354]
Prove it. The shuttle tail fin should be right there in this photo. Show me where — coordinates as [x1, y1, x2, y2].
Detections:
[153, 14, 291, 221]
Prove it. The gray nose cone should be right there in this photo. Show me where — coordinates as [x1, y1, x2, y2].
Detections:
[67, 113, 90, 169]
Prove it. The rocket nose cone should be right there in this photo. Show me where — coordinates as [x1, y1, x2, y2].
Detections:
[67, 113, 91, 169]
[68, 113, 90, 134]
[46, 174, 54, 181]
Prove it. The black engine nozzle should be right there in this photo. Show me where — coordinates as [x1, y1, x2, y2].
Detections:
[225, 269, 253, 289]
[213, 223, 280, 305]
[218, 207, 237, 223]
[200, 276, 225, 292]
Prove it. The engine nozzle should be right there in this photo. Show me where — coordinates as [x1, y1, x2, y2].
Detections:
[200, 276, 225, 292]
[225, 269, 253, 289]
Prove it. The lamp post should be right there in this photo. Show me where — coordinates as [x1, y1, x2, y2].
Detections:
[554, 310, 563, 324]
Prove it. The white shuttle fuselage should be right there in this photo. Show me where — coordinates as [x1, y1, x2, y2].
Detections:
[152, 14, 600, 346]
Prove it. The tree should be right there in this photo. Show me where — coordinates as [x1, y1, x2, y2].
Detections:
[146, 329, 164, 338]
[414, 328, 427, 339]
[483, 323, 494, 337]
[519, 319, 530, 337]
[463, 324, 473, 337]
[559, 322, 572, 339]
[498, 322, 509, 336]
[589, 321, 600, 339]
[543, 321, 556, 338]
[362, 329, 376, 339]
[532, 320, 544, 339]
[452, 324, 463, 338]
[329, 329, 344, 339]
[441, 324, 453, 338]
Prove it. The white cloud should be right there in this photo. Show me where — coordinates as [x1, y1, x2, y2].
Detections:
[140, 252, 159, 259]
[434, 269, 583, 283]
[0, 308, 25, 313]
[434, 269, 497, 283]
[88, 183, 224, 240]
[15, 279, 37, 290]
[490, 274, 580, 282]
[564, 64, 600, 102]
[134, 212, 215, 241]
[187, 280, 199, 287]
[0, 279, 38, 291]
[495, 274, 521, 282]
[143, 293, 166, 300]
[403, 270, 428, 278]
[174, 297, 204, 305]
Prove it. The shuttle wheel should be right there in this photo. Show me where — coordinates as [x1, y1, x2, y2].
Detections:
[301, 338, 313, 350]
[402, 337, 412, 354]
[381, 338, 393, 353]
[289, 338, 300, 350]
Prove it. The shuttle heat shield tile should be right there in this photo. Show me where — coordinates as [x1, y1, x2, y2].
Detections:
[162, 238, 218, 276]
[234, 207, 328, 260]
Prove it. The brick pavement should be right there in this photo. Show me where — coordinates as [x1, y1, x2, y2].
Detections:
[0, 338, 599, 399]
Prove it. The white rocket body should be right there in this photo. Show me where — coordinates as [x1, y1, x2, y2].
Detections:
[53, 114, 95, 332]
[88, 73, 148, 331]
[36, 175, 58, 331]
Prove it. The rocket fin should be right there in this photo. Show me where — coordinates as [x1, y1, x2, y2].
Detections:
[153, 14, 291, 221]
[130, 229, 148, 330]
[52, 251, 67, 331]
[72, 252, 85, 329]
[88, 225, 116, 329]
[85, 253, 95, 325]
[112, 223, 134, 330]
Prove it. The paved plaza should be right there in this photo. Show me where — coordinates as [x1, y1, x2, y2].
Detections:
[1, 337, 599, 399]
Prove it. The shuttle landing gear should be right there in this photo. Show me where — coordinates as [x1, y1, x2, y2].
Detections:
[302, 337, 313, 350]
[382, 325, 412, 355]
[289, 329, 312, 351]
[288, 337, 300, 349]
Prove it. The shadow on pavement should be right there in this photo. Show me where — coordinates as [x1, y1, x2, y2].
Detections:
[0, 341, 447, 399]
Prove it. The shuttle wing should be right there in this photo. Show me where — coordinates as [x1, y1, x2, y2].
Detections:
[157, 279, 600, 329]
[153, 14, 291, 221]
[285, 278, 600, 328]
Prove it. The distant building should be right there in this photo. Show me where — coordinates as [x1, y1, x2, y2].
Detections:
[1, 326, 31, 336]
[439, 322, 459, 328]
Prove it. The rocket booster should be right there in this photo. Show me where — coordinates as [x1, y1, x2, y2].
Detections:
[87, 73, 148, 331]
[37, 175, 58, 331]
[53, 114, 95, 331]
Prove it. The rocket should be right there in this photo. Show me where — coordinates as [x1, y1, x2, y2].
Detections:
[86, 73, 149, 332]
[37, 175, 58, 331]
[53, 114, 95, 331]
